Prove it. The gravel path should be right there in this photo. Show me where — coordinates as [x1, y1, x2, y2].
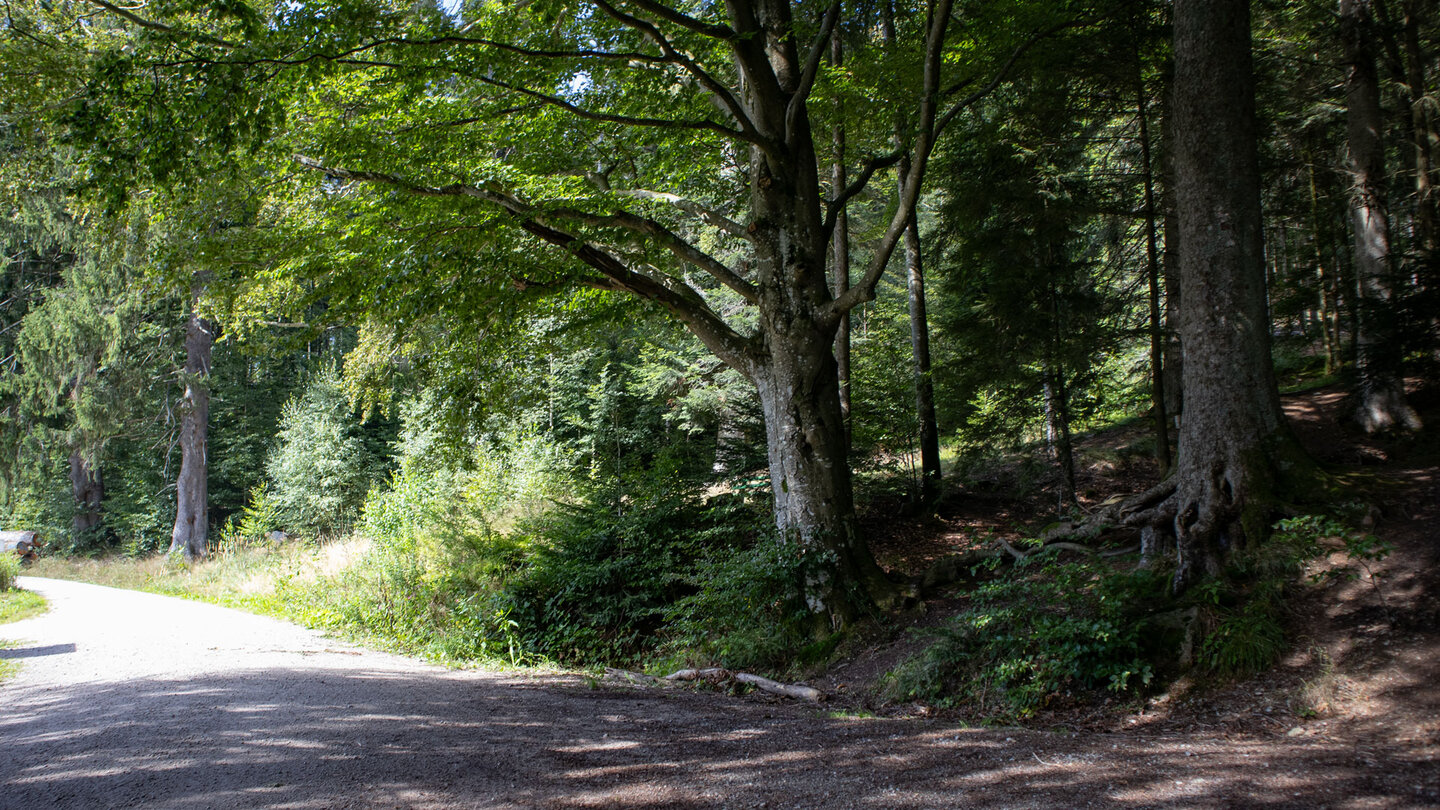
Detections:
[0, 577, 1432, 809]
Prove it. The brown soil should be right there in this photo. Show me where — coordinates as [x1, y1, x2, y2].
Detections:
[828, 381, 1440, 789]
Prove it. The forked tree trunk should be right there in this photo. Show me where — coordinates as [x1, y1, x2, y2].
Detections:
[1129, 0, 1310, 593]
[170, 309, 213, 561]
[746, 113, 902, 622]
[1342, 0, 1422, 433]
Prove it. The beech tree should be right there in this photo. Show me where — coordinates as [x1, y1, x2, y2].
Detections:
[168, 294, 213, 560]
[64, 0, 1072, 621]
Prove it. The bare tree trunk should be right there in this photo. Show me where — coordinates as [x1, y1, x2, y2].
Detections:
[169, 308, 213, 561]
[1138, 72, 1172, 474]
[68, 447, 103, 539]
[1160, 77, 1185, 432]
[1342, 0, 1422, 432]
[1130, 0, 1311, 594]
[753, 323, 899, 623]
[1042, 367, 1077, 508]
[898, 162, 941, 504]
[831, 30, 852, 448]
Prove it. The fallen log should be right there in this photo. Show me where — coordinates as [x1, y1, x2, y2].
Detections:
[662, 667, 825, 702]
[732, 673, 824, 702]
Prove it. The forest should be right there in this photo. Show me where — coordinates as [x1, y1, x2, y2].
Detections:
[1, 0, 1436, 715]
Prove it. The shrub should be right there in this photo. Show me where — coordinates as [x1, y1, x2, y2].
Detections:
[266, 369, 374, 537]
[658, 527, 813, 674]
[502, 480, 766, 666]
[0, 555, 20, 592]
[882, 554, 1165, 718]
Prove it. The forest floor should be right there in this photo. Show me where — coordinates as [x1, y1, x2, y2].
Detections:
[822, 379, 1440, 795]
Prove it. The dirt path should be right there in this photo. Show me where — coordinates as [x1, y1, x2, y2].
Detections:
[0, 578, 1433, 808]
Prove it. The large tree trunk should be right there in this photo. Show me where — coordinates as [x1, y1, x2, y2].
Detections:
[169, 309, 213, 561]
[68, 447, 103, 538]
[746, 92, 902, 623]
[1130, 0, 1308, 593]
[752, 322, 899, 623]
[1342, 0, 1422, 432]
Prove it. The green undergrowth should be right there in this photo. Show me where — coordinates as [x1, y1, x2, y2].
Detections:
[0, 589, 48, 624]
[880, 510, 1384, 719]
[25, 482, 813, 675]
[880, 550, 1166, 719]
[0, 555, 48, 625]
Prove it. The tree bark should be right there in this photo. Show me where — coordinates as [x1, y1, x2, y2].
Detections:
[752, 319, 898, 623]
[1133, 0, 1309, 593]
[68, 447, 103, 539]
[1160, 74, 1185, 431]
[169, 308, 213, 561]
[1342, 0, 1422, 432]
[1042, 366, 1077, 508]
[831, 30, 852, 447]
[1138, 71, 1172, 474]
[898, 163, 941, 505]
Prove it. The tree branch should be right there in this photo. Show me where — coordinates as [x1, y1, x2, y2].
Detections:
[614, 189, 751, 240]
[515, 219, 754, 372]
[822, 148, 904, 234]
[84, 0, 236, 47]
[785, 0, 842, 144]
[824, 0, 954, 319]
[618, 0, 737, 40]
[592, 0, 760, 141]
[290, 156, 755, 369]
[935, 20, 1081, 135]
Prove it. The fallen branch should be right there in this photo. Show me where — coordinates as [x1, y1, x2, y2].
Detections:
[663, 667, 824, 702]
[733, 672, 824, 702]
[604, 667, 662, 686]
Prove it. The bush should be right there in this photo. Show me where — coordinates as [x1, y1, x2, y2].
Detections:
[275, 534, 529, 663]
[658, 528, 814, 673]
[0, 555, 20, 592]
[882, 553, 1165, 718]
[502, 480, 767, 666]
[266, 368, 374, 537]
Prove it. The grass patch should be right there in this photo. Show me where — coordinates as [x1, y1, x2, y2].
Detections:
[0, 645, 20, 683]
[0, 589, 48, 624]
[25, 537, 554, 668]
